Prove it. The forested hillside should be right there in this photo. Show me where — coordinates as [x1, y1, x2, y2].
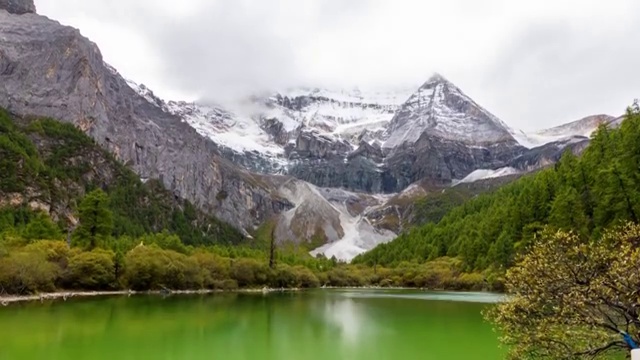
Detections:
[0, 109, 243, 246]
[355, 102, 640, 272]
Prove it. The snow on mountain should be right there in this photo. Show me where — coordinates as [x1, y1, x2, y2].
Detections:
[126, 79, 290, 168]
[309, 208, 396, 262]
[263, 86, 415, 143]
[272, 178, 396, 262]
[383, 74, 518, 149]
[452, 167, 519, 186]
[537, 114, 613, 138]
[167, 101, 286, 158]
[126, 74, 615, 167]
[127, 78, 418, 172]
[510, 115, 615, 149]
[124, 75, 615, 192]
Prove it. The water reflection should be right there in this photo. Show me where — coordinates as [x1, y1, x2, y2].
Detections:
[335, 289, 505, 303]
[323, 297, 367, 344]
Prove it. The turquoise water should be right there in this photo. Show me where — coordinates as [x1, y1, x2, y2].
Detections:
[0, 289, 506, 360]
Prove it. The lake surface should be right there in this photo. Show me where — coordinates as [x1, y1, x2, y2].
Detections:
[0, 289, 506, 360]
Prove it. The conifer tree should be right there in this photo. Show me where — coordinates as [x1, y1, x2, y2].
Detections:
[74, 189, 113, 250]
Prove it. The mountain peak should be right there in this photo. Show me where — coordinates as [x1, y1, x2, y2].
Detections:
[0, 0, 35, 14]
[421, 72, 450, 88]
[383, 73, 517, 148]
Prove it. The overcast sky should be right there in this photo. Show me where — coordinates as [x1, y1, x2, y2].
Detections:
[37, 0, 639, 131]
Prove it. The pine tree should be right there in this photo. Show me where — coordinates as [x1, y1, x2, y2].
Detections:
[548, 187, 589, 236]
[74, 189, 113, 250]
[23, 212, 62, 241]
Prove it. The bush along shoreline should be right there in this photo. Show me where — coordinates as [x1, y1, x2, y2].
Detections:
[0, 236, 500, 302]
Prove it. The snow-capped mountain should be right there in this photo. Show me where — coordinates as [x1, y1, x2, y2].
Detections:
[453, 115, 616, 184]
[452, 167, 520, 186]
[126, 73, 615, 195]
[383, 74, 518, 149]
[124, 74, 616, 261]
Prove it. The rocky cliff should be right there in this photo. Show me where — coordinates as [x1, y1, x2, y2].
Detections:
[0, 8, 292, 233]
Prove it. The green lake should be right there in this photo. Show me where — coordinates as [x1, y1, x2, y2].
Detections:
[0, 289, 506, 360]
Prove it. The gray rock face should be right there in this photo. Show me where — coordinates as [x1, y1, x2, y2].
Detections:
[0, 0, 35, 14]
[0, 11, 292, 232]
[384, 134, 525, 187]
[260, 117, 290, 146]
[349, 141, 384, 163]
[288, 157, 389, 193]
[284, 135, 525, 193]
[288, 130, 352, 160]
[509, 137, 590, 172]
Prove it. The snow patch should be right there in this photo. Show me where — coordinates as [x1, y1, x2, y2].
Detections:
[453, 167, 519, 186]
[310, 202, 396, 262]
[511, 115, 614, 149]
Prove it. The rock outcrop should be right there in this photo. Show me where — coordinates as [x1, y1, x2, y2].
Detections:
[287, 130, 352, 160]
[508, 137, 591, 172]
[0, 0, 35, 15]
[260, 117, 290, 146]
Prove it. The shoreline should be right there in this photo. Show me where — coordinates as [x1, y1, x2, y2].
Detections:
[0, 286, 502, 305]
[0, 288, 301, 305]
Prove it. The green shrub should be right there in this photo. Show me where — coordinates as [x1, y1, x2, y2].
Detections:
[268, 265, 297, 288]
[292, 266, 319, 288]
[231, 259, 269, 287]
[123, 245, 203, 291]
[192, 252, 230, 288]
[326, 268, 365, 287]
[455, 273, 485, 291]
[161, 251, 202, 290]
[24, 240, 71, 269]
[0, 250, 58, 294]
[64, 249, 115, 290]
[212, 279, 238, 291]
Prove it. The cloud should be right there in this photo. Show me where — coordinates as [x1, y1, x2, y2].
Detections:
[36, 0, 640, 128]
[476, 10, 640, 129]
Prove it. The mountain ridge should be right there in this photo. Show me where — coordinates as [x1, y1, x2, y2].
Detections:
[133, 72, 612, 195]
